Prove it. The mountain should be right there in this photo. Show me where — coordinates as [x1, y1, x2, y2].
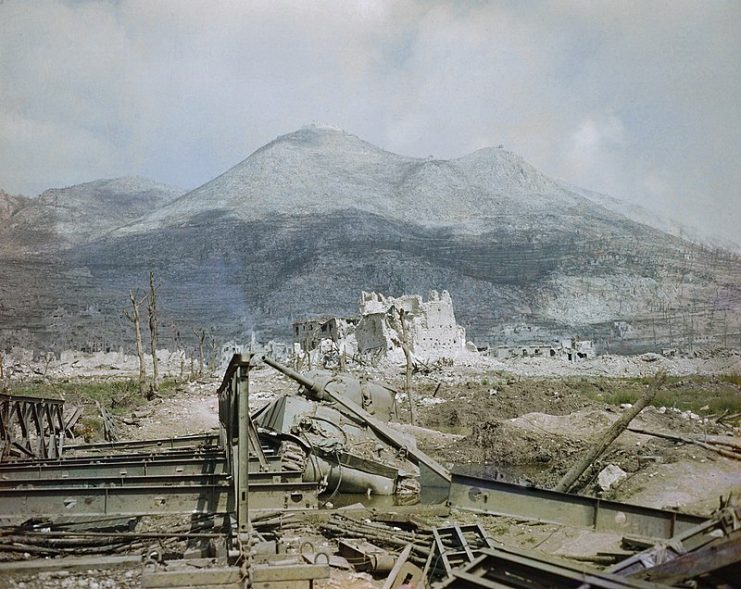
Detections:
[1, 177, 184, 254]
[1, 126, 739, 355]
[120, 126, 611, 233]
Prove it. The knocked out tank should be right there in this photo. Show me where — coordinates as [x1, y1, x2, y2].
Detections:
[255, 358, 424, 497]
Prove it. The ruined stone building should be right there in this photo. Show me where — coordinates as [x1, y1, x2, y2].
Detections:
[354, 290, 466, 361]
[292, 317, 358, 353]
[292, 290, 468, 363]
[494, 337, 595, 361]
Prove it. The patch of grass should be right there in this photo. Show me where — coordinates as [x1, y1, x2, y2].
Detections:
[720, 373, 741, 387]
[8, 377, 181, 414]
[434, 425, 472, 436]
[77, 416, 103, 442]
[487, 523, 512, 535]
[574, 375, 741, 415]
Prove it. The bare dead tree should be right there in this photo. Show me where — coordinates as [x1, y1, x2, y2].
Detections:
[553, 371, 665, 493]
[208, 335, 218, 373]
[124, 289, 148, 396]
[193, 328, 206, 378]
[398, 309, 417, 426]
[147, 272, 159, 393]
[339, 346, 347, 372]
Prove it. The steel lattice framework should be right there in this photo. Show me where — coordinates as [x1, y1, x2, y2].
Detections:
[0, 393, 67, 461]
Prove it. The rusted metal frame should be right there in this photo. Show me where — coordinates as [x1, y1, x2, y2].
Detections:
[0, 481, 232, 523]
[0, 447, 227, 468]
[0, 455, 232, 479]
[22, 400, 50, 459]
[0, 449, 225, 467]
[218, 353, 330, 586]
[0, 393, 64, 405]
[29, 401, 46, 457]
[382, 544, 423, 589]
[0, 480, 318, 524]
[0, 397, 10, 459]
[5, 446, 226, 466]
[631, 532, 741, 584]
[7, 530, 229, 540]
[216, 354, 250, 546]
[1, 395, 71, 461]
[609, 505, 741, 577]
[437, 547, 673, 589]
[0, 554, 142, 574]
[0, 472, 230, 488]
[142, 567, 242, 588]
[63, 432, 220, 453]
[15, 401, 32, 457]
[337, 538, 397, 573]
[218, 353, 267, 468]
[64, 405, 83, 438]
[448, 472, 704, 539]
[42, 402, 57, 457]
[10, 442, 35, 458]
[237, 359, 251, 547]
[140, 561, 330, 588]
[246, 412, 269, 471]
[425, 524, 493, 581]
[0, 468, 304, 488]
[0, 395, 65, 461]
[40, 400, 65, 458]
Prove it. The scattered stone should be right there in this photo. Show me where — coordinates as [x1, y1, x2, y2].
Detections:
[597, 464, 628, 491]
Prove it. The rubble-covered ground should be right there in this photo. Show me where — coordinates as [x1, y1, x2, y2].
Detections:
[2, 348, 740, 587]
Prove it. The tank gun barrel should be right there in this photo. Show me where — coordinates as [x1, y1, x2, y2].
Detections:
[262, 356, 327, 399]
[263, 356, 317, 389]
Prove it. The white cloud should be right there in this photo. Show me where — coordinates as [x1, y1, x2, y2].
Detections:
[562, 114, 628, 195]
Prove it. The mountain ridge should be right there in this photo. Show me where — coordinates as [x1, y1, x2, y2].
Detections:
[116, 125, 624, 235]
[0, 177, 184, 253]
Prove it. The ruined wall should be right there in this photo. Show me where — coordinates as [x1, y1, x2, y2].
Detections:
[355, 290, 466, 361]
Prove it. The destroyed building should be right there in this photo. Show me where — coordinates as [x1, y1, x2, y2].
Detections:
[292, 316, 358, 353]
[292, 290, 468, 364]
[354, 290, 466, 362]
[494, 337, 595, 361]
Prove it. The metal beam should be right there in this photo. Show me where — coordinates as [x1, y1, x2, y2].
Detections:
[448, 472, 705, 539]
[1, 447, 227, 467]
[0, 457, 227, 479]
[0, 480, 318, 524]
[437, 547, 673, 589]
[63, 433, 220, 454]
[0, 555, 141, 574]
[0, 468, 305, 490]
[0, 455, 286, 480]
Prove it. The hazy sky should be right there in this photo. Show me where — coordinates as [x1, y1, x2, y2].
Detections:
[1, 1, 739, 243]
